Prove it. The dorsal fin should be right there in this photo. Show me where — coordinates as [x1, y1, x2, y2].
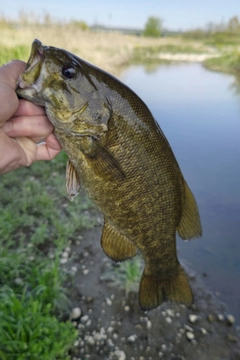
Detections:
[177, 180, 202, 240]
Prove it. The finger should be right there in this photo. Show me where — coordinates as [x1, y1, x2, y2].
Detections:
[2, 115, 54, 138]
[0, 60, 26, 89]
[0, 60, 26, 123]
[13, 99, 45, 117]
[0, 130, 27, 174]
[35, 133, 62, 161]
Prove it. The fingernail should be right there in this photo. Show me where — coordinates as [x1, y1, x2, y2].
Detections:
[2, 121, 13, 133]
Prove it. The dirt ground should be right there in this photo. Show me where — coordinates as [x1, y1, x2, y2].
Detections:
[58, 223, 240, 360]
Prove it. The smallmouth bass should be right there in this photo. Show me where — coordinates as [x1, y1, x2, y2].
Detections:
[17, 39, 202, 311]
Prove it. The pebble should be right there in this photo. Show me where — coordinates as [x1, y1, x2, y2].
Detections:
[113, 350, 126, 360]
[106, 297, 113, 306]
[184, 325, 194, 332]
[189, 314, 198, 323]
[65, 246, 71, 252]
[71, 266, 78, 273]
[166, 309, 175, 317]
[165, 317, 172, 324]
[161, 344, 167, 352]
[200, 327, 207, 335]
[124, 305, 130, 312]
[60, 257, 68, 264]
[207, 314, 214, 322]
[81, 315, 89, 323]
[107, 339, 114, 347]
[127, 334, 137, 343]
[186, 331, 195, 341]
[83, 269, 89, 275]
[73, 340, 80, 347]
[146, 320, 152, 329]
[70, 307, 81, 320]
[217, 314, 224, 322]
[85, 335, 95, 346]
[61, 251, 69, 258]
[227, 314, 235, 326]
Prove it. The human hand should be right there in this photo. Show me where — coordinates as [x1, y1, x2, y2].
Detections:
[0, 60, 62, 174]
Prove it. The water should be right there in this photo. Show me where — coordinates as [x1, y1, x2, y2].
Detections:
[121, 63, 240, 322]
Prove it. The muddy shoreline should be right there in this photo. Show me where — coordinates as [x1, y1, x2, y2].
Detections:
[58, 225, 240, 360]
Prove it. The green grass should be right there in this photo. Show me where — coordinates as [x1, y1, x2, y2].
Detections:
[0, 44, 30, 66]
[204, 50, 240, 75]
[107, 256, 143, 294]
[0, 150, 98, 359]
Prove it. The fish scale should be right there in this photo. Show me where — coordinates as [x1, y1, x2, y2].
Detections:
[17, 39, 202, 311]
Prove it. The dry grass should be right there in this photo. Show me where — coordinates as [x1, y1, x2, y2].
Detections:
[0, 25, 210, 76]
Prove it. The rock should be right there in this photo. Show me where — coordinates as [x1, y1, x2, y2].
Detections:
[124, 305, 130, 312]
[106, 297, 112, 306]
[184, 325, 194, 332]
[207, 314, 214, 322]
[186, 331, 195, 341]
[146, 320, 152, 329]
[70, 307, 81, 320]
[61, 251, 69, 258]
[60, 257, 68, 264]
[127, 334, 137, 343]
[165, 317, 172, 324]
[200, 327, 207, 335]
[113, 350, 126, 360]
[81, 315, 89, 323]
[73, 340, 80, 347]
[227, 314, 235, 326]
[85, 335, 95, 346]
[161, 344, 167, 352]
[217, 314, 224, 322]
[189, 314, 198, 323]
[83, 269, 89, 275]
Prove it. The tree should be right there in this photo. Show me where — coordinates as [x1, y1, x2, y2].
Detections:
[228, 16, 240, 32]
[143, 17, 162, 37]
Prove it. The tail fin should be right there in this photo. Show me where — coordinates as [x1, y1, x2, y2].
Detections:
[139, 266, 193, 311]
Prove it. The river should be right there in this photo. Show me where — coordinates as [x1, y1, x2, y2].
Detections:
[121, 62, 240, 322]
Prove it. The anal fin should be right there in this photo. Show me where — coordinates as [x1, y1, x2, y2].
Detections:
[101, 219, 137, 262]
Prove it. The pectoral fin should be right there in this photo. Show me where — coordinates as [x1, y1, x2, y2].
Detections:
[66, 159, 81, 201]
[177, 180, 202, 240]
[101, 219, 137, 262]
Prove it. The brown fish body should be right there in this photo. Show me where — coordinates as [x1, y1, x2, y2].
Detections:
[17, 39, 202, 310]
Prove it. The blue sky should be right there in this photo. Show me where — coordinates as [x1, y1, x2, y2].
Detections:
[2, 0, 240, 30]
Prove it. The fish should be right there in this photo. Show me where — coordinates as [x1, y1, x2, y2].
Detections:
[17, 39, 202, 311]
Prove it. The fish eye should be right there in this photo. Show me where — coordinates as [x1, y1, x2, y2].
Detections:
[62, 64, 77, 79]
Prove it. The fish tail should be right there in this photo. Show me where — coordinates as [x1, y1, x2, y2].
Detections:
[139, 265, 193, 311]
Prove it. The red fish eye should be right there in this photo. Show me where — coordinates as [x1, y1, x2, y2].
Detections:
[62, 65, 77, 79]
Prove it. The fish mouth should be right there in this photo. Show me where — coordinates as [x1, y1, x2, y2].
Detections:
[17, 39, 45, 105]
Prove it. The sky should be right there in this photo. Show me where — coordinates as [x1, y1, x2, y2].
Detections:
[2, 0, 240, 31]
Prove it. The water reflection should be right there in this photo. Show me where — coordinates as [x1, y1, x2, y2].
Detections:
[121, 63, 240, 322]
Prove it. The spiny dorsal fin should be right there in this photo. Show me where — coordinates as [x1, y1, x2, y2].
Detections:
[101, 219, 137, 262]
[66, 159, 81, 201]
[177, 180, 202, 240]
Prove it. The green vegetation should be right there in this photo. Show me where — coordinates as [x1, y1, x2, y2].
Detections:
[143, 16, 162, 38]
[0, 151, 98, 359]
[204, 50, 240, 75]
[106, 256, 143, 294]
[132, 43, 207, 63]
[0, 45, 30, 65]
